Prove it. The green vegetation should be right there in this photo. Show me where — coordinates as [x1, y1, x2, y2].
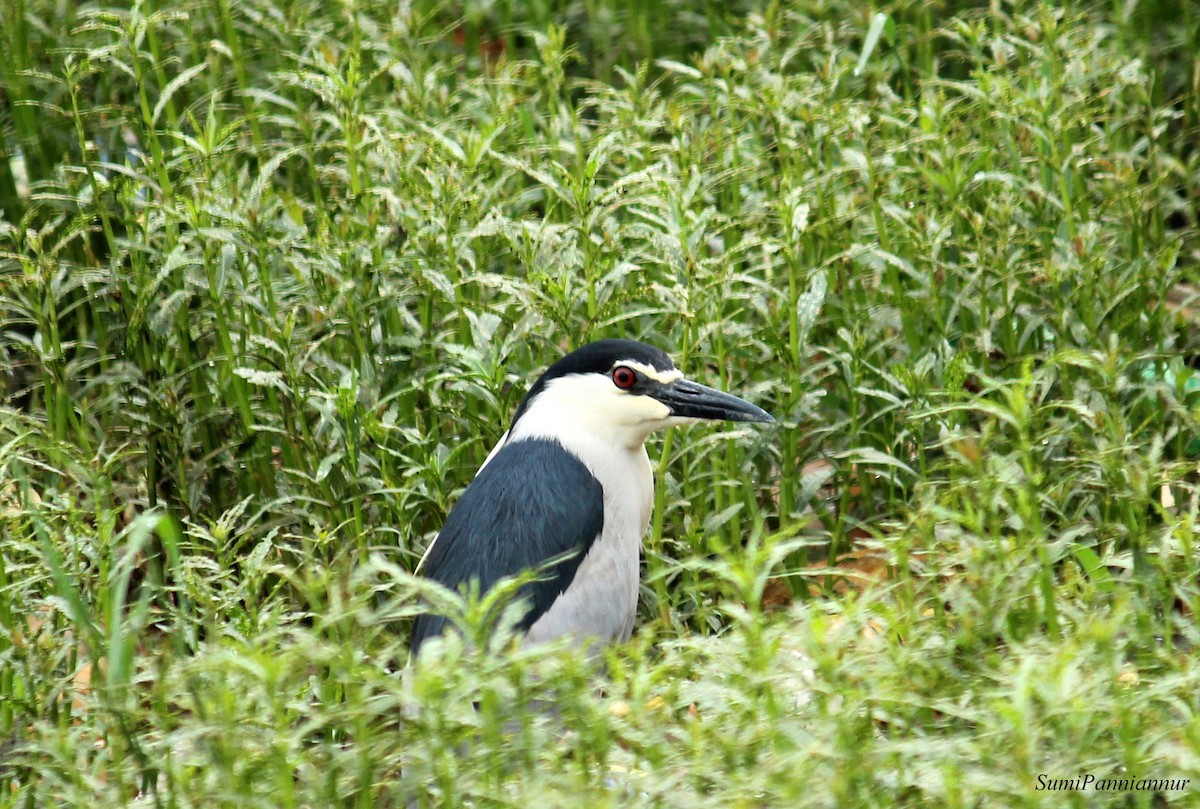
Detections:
[1, 0, 1198, 805]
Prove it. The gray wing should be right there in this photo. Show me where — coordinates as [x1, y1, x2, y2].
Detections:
[410, 438, 604, 656]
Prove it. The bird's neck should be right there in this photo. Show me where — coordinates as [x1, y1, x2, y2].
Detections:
[507, 397, 657, 454]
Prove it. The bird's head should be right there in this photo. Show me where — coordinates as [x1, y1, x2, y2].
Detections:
[507, 339, 774, 450]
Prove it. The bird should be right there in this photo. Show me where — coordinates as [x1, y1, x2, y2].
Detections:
[410, 338, 774, 657]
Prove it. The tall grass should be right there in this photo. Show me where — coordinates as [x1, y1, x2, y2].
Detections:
[1, 0, 1198, 805]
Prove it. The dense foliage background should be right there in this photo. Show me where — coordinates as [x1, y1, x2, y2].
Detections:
[1, 0, 1198, 805]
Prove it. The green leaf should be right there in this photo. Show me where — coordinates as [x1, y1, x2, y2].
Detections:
[1071, 545, 1116, 594]
[855, 13, 893, 76]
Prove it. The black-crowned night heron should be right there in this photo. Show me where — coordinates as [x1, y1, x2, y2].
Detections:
[410, 339, 773, 656]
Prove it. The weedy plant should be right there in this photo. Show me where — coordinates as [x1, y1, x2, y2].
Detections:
[1, 0, 1198, 806]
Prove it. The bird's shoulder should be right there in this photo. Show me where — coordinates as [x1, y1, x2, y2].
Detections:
[424, 438, 605, 582]
[412, 438, 606, 649]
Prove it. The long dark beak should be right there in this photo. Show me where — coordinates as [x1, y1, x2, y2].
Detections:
[653, 379, 775, 424]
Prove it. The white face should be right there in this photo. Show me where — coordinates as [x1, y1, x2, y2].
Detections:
[509, 359, 689, 451]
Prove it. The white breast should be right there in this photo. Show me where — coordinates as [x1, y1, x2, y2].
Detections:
[523, 438, 654, 646]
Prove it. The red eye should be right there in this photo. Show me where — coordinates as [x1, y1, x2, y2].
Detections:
[612, 366, 638, 390]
